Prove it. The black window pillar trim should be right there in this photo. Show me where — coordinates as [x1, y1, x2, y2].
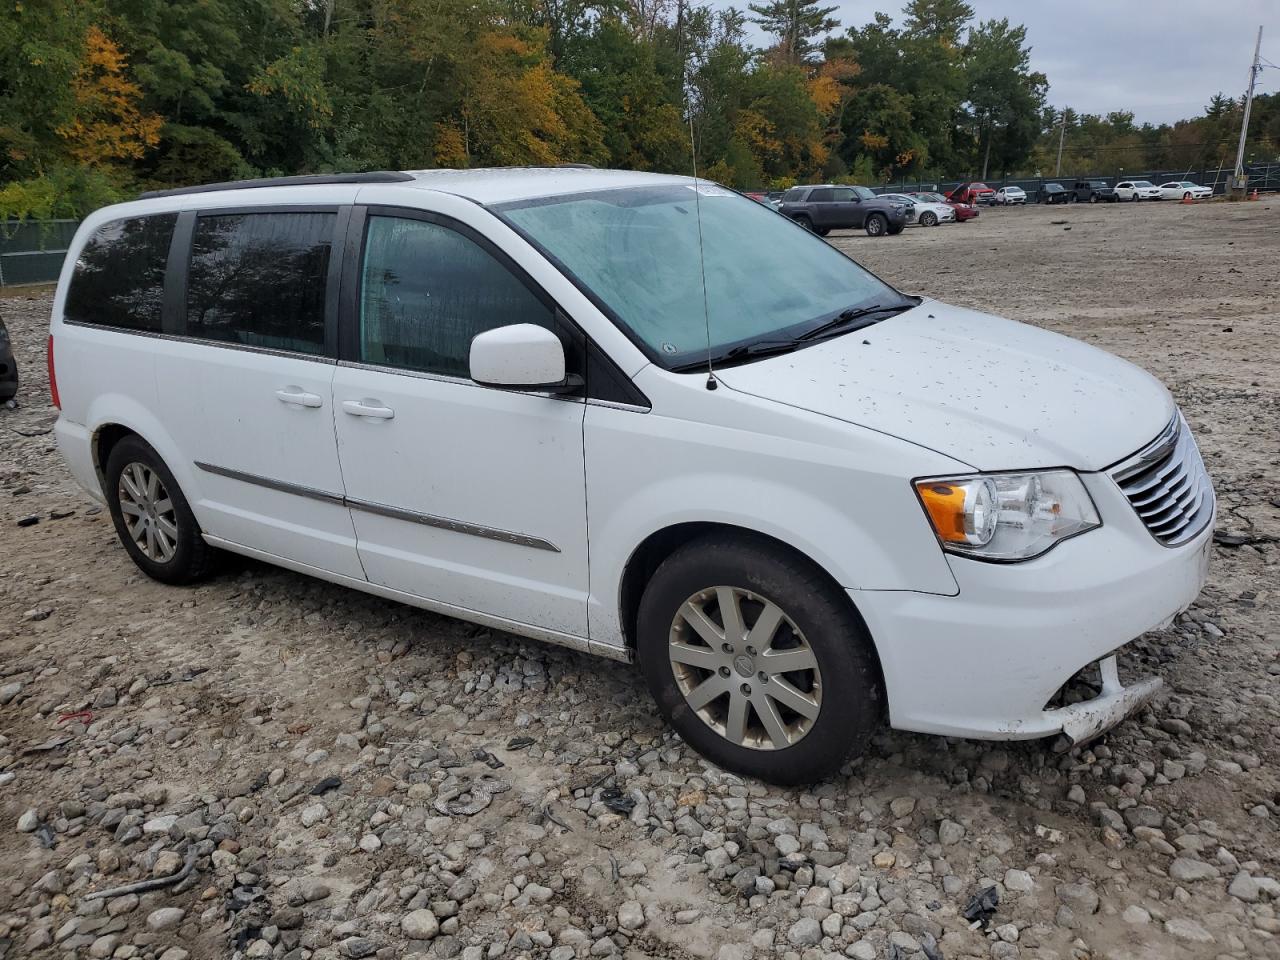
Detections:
[162, 211, 195, 337]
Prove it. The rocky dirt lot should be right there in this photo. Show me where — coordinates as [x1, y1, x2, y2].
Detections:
[1, 198, 1277, 960]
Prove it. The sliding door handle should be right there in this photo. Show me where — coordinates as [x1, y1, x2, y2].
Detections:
[275, 387, 323, 408]
[342, 399, 395, 420]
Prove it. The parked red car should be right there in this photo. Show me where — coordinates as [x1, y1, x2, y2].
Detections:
[947, 182, 995, 205]
[911, 191, 979, 221]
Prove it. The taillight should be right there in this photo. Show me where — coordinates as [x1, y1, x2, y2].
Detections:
[48, 334, 60, 409]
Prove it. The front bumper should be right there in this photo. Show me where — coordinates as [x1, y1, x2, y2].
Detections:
[856, 470, 1213, 741]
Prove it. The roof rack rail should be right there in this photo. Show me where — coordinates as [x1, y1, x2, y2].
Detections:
[139, 171, 414, 200]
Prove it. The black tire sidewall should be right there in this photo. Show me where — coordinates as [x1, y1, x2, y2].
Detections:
[636, 535, 882, 784]
[105, 436, 210, 585]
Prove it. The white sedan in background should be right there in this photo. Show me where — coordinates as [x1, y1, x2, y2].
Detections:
[883, 193, 956, 226]
[1159, 181, 1213, 201]
[1115, 180, 1162, 201]
[993, 186, 1027, 205]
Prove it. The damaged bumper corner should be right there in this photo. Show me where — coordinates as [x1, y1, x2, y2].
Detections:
[1047, 654, 1163, 749]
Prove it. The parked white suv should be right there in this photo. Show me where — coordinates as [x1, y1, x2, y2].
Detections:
[50, 168, 1215, 783]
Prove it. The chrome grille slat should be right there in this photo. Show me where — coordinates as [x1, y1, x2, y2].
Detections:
[1110, 414, 1214, 547]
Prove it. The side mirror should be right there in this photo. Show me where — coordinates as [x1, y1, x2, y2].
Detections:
[470, 324, 576, 393]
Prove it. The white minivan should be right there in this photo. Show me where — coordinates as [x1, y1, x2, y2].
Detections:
[50, 168, 1214, 783]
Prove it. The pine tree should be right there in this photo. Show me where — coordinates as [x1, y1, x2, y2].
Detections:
[747, 0, 838, 65]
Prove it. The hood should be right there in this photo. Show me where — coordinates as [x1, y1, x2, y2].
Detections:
[714, 300, 1174, 471]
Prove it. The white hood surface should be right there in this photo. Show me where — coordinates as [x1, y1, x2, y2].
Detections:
[715, 301, 1174, 471]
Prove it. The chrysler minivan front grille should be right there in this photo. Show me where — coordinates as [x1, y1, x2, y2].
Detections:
[1111, 414, 1214, 546]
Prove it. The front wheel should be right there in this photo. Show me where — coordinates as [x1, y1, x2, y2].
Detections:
[794, 214, 814, 232]
[637, 533, 882, 784]
[865, 213, 887, 237]
[919, 210, 938, 227]
[105, 435, 218, 585]
[1184, 192, 1192, 200]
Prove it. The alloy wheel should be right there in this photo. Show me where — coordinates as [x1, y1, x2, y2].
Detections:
[667, 586, 822, 750]
[117, 462, 178, 562]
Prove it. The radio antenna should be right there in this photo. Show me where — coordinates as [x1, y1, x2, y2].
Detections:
[688, 114, 717, 390]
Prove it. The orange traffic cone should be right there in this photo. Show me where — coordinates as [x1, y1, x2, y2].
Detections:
[1250, 188, 1259, 200]
[1181, 194, 1195, 204]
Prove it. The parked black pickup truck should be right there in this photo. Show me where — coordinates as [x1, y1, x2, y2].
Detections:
[778, 185, 909, 237]
[1070, 179, 1117, 203]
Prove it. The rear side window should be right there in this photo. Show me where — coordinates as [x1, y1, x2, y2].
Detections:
[186, 212, 334, 355]
[809, 188, 834, 202]
[358, 215, 555, 378]
[64, 214, 176, 331]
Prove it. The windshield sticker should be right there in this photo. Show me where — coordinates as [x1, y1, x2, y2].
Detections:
[684, 183, 735, 197]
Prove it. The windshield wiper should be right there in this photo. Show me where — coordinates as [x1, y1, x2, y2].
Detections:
[797, 300, 915, 341]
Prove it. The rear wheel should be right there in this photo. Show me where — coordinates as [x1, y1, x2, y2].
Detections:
[865, 213, 887, 237]
[817, 227, 831, 236]
[637, 533, 882, 784]
[105, 436, 218, 585]
[919, 210, 938, 227]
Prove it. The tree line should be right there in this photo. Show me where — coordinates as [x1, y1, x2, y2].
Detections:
[1, 0, 1276, 220]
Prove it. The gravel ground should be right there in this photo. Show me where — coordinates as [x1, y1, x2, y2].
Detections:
[1, 198, 1278, 960]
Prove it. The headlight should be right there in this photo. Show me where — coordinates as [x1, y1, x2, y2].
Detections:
[914, 471, 1100, 561]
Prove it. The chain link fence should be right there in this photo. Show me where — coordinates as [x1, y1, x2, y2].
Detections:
[0, 219, 79, 287]
[872, 162, 1280, 199]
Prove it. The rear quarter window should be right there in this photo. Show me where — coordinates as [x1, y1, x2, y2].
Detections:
[64, 214, 177, 331]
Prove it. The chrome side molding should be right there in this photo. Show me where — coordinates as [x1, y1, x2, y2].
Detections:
[193, 461, 560, 552]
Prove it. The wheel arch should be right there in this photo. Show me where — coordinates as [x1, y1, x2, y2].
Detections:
[616, 522, 884, 687]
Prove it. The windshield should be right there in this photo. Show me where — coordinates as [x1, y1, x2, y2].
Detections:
[1134, 181, 1154, 187]
[496, 184, 904, 369]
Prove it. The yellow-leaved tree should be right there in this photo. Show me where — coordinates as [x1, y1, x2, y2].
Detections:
[437, 29, 605, 168]
[56, 26, 162, 167]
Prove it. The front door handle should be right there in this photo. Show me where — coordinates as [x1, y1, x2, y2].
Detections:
[342, 399, 395, 420]
[276, 387, 323, 408]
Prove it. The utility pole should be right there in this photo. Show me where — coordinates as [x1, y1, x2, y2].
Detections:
[1055, 111, 1066, 177]
[1231, 25, 1263, 193]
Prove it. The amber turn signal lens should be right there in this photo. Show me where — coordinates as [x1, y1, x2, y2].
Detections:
[916, 482, 969, 543]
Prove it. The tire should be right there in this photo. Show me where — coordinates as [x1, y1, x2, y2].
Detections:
[105, 435, 218, 585]
[636, 532, 882, 784]
[817, 227, 831, 237]
[919, 210, 938, 227]
[865, 213, 887, 237]
[794, 215, 814, 232]
[1183, 191, 1192, 200]
[1130, 192, 1138, 202]
[887, 223, 904, 235]
[1089, 193, 1098, 203]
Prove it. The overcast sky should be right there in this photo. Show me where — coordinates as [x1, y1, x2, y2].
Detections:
[732, 0, 1276, 126]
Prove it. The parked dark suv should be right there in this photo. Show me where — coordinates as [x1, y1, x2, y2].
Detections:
[1071, 180, 1116, 203]
[778, 185, 908, 237]
[0, 313, 18, 402]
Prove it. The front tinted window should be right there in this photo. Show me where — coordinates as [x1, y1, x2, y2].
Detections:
[359, 216, 555, 378]
[65, 214, 176, 331]
[186, 212, 333, 355]
[498, 184, 900, 367]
